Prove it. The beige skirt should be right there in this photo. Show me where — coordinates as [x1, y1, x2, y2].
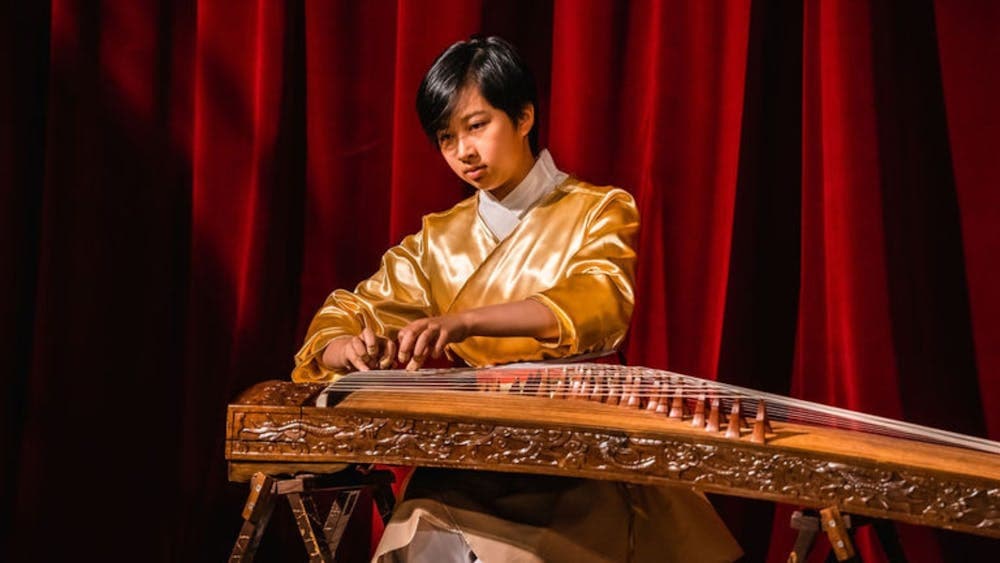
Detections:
[373, 469, 743, 563]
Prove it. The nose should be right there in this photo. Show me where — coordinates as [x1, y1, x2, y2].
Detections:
[456, 134, 476, 162]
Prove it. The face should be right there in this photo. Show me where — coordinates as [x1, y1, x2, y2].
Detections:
[436, 86, 535, 201]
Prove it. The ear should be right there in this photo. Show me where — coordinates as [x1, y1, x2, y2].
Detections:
[517, 103, 535, 137]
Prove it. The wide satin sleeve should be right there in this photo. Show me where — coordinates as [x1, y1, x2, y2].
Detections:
[528, 189, 639, 357]
[291, 231, 435, 382]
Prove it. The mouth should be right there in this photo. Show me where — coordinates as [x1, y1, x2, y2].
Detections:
[463, 165, 486, 181]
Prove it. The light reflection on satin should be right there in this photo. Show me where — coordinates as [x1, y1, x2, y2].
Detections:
[292, 179, 639, 382]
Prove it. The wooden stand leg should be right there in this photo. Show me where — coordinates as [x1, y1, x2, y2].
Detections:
[372, 481, 397, 525]
[820, 506, 857, 561]
[230, 472, 277, 563]
[323, 489, 360, 555]
[288, 492, 336, 562]
[788, 510, 821, 563]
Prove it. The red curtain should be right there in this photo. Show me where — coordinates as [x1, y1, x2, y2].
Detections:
[2, 1, 998, 561]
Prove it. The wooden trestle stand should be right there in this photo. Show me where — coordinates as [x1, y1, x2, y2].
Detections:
[229, 464, 395, 562]
[788, 505, 908, 562]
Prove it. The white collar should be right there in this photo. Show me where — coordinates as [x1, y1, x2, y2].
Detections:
[478, 149, 568, 241]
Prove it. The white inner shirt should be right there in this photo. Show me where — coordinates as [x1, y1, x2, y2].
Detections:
[477, 149, 568, 241]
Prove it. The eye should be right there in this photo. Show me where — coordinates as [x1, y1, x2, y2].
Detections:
[437, 132, 454, 145]
[469, 121, 486, 131]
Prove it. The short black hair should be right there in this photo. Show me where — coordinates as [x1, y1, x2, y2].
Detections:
[416, 35, 538, 153]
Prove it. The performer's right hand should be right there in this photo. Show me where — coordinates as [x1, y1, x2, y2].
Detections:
[322, 328, 397, 372]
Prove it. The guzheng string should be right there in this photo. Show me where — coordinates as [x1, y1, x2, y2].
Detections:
[320, 363, 1000, 455]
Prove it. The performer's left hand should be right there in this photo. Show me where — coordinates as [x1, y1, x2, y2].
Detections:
[397, 314, 471, 370]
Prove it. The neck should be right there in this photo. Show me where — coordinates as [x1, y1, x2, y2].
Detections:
[489, 145, 535, 201]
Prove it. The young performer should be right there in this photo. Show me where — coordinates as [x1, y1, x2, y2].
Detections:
[293, 36, 742, 563]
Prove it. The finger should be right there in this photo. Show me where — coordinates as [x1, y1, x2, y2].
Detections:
[406, 357, 423, 371]
[347, 353, 370, 372]
[432, 328, 451, 359]
[350, 338, 371, 365]
[361, 327, 378, 357]
[412, 325, 436, 362]
[379, 339, 397, 369]
[397, 326, 417, 364]
[345, 343, 370, 372]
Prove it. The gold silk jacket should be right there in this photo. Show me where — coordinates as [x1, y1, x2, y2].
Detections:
[292, 178, 639, 382]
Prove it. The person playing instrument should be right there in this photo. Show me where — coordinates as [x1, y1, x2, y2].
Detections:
[293, 35, 742, 563]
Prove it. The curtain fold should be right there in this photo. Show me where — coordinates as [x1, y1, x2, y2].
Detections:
[3, 1, 998, 561]
[935, 0, 1000, 442]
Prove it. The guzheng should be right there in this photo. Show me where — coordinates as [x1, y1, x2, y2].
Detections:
[226, 363, 1000, 539]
